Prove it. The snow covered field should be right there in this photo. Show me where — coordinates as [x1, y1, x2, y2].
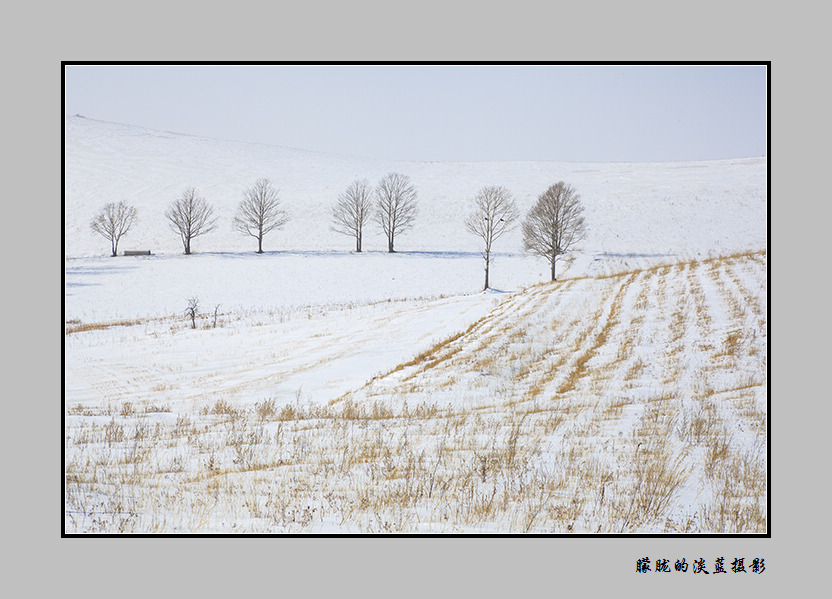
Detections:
[64, 116, 767, 533]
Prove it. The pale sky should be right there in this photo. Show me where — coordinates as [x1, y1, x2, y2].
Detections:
[64, 64, 767, 162]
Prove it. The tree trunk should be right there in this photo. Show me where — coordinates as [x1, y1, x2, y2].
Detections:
[185, 237, 191, 255]
[551, 254, 557, 281]
[484, 253, 490, 291]
[388, 235, 395, 253]
[356, 233, 361, 252]
[257, 235, 263, 253]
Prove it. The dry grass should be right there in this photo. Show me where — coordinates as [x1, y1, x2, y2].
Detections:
[65, 251, 767, 534]
[65, 318, 146, 335]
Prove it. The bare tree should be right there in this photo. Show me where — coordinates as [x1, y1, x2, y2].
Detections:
[332, 179, 372, 252]
[185, 297, 199, 329]
[90, 201, 137, 257]
[465, 186, 519, 291]
[165, 188, 217, 255]
[522, 181, 587, 281]
[233, 179, 288, 253]
[375, 172, 417, 253]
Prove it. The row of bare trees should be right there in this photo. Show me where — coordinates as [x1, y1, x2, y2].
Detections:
[90, 179, 288, 257]
[90, 176, 586, 287]
[91, 173, 417, 257]
[331, 172, 417, 253]
[463, 181, 586, 289]
[167, 180, 291, 255]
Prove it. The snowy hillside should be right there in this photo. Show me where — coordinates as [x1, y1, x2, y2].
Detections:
[63, 116, 767, 534]
[64, 116, 766, 322]
[65, 115, 766, 260]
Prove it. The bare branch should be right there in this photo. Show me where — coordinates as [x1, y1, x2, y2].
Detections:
[232, 179, 288, 253]
[90, 201, 137, 257]
[165, 188, 217, 255]
[375, 172, 418, 253]
[464, 186, 518, 290]
[332, 179, 372, 252]
[522, 181, 587, 281]
[185, 297, 199, 329]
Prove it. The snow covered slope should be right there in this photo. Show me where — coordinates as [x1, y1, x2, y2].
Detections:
[64, 115, 766, 261]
